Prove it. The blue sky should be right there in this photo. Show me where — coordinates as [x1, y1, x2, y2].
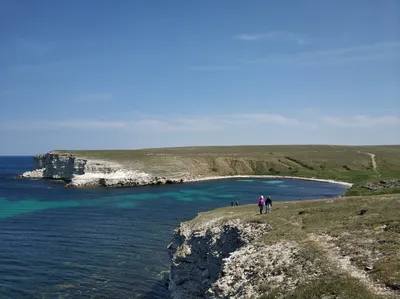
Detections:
[0, 0, 399, 155]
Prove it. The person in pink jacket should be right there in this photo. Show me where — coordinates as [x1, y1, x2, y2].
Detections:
[258, 195, 265, 215]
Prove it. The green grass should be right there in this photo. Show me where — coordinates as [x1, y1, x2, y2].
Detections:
[261, 274, 390, 299]
[189, 194, 400, 298]
[54, 145, 400, 195]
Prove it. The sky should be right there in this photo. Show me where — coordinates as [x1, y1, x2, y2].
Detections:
[0, 0, 399, 155]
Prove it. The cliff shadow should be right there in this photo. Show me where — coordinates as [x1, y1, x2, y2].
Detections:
[168, 225, 246, 298]
[140, 274, 172, 299]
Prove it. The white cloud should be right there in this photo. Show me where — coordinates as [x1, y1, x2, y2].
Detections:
[249, 41, 400, 66]
[1, 113, 400, 154]
[1, 113, 399, 138]
[321, 115, 400, 128]
[0, 113, 300, 132]
[234, 31, 305, 45]
[56, 120, 126, 129]
[231, 113, 299, 125]
[191, 41, 400, 71]
[131, 113, 298, 132]
[0, 120, 127, 131]
[133, 117, 225, 132]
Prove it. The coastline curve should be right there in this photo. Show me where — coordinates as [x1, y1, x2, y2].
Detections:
[19, 152, 353, 188]
[185, 175, 353, 188]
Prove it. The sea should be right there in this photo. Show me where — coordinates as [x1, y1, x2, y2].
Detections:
[0, 156, 348, 299]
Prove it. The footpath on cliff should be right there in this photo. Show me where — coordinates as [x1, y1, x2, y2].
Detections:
[168, 194, 400, 299]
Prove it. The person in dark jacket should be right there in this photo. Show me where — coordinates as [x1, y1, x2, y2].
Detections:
[265, 196, 272, 213]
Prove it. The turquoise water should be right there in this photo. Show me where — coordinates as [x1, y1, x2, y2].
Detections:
[263, 180, 284, 184]
[0, 156, 348, 299]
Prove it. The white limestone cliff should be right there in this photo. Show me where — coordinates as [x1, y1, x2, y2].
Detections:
[21, 152, 183, 187]
[168, 217, 321, 299]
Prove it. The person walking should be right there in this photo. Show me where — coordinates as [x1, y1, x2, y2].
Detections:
[265, 196, 272, 213]
[258, 195, 265, 215]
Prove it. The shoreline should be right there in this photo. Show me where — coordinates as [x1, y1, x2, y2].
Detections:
[185, 175, 353, 187]
[20, 151, 357, 189]
[19, 171, 354, 188]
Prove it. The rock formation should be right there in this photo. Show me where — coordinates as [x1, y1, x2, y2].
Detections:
[168, 217, 320, 299]
[20, 152, 184, 187]
[19, 150, 354, 188]
[361, 180, 400, 191]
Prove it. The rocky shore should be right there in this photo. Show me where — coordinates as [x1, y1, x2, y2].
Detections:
[167, 217, 321, 299]
[361, 179, 400, 191]
[167, 218, 272, 299]
[20, 152, 185, 187]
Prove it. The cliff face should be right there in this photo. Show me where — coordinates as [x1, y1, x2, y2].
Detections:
[21, 152, 183, 187]
[22, 152, 115, 180]
[32, 152, 87, 179]
[167, 217, 316, 299]
[167, 219, 257, 299]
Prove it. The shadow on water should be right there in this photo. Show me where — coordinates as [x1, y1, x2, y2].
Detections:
[53, 281, 171, 299]
[140, 278, 171, 299]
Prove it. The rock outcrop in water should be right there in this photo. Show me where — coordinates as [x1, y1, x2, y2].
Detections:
[21, 152, 184, 187]
[22, 152, 87, 180]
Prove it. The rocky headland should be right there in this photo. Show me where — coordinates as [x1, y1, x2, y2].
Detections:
[19, 148, 360, 188]
[20, 151, 185, 187]
[19, 145, 400, 191]
[167, 194, 400, 299]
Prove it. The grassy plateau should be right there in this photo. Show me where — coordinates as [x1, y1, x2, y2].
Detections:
[191, 194, 400, 299]
[58, 145, 400, 196]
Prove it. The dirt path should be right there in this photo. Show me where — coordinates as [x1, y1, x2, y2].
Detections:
[356, 151, 378, 172]
[308, 233, 396, 298]
[367, 153, 377, 170]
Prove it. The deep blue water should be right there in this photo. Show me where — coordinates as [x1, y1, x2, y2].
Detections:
[0, 156, 348, 299]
